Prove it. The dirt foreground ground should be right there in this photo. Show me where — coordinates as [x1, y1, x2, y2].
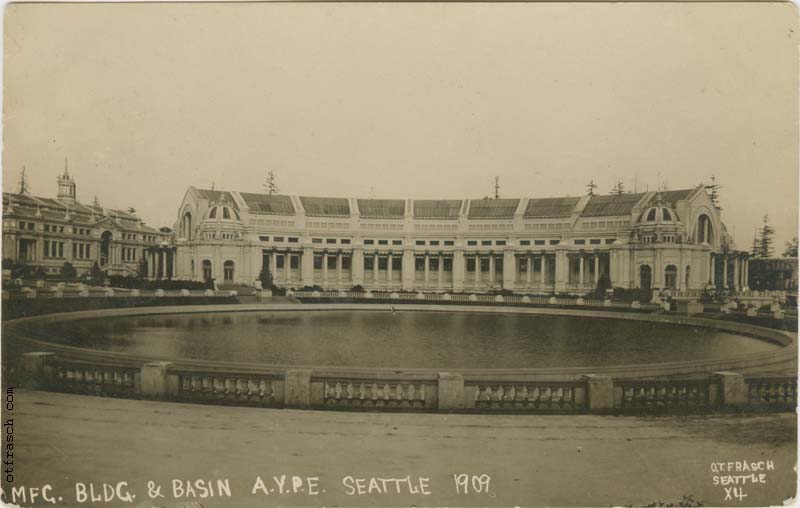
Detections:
[2, 389, 796, 508]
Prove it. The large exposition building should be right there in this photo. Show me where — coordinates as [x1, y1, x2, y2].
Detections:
[174, 186, 750, 294]
[2, 168, 172, 278]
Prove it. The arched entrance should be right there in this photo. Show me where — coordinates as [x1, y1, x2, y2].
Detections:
[182, 211, 193, 240]
[100, 231, 112, 266]
[639, 265, 652, 290]
[664, 265, 678, 290]
[202, 260, 213, 282]
[224, 260, 235, 282]
[697, 215, 714, 245]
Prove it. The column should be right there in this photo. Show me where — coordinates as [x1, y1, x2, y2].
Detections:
[337, 253, 342, 285]
[710, 253, 716, 285]
[372, 253, 378, 284]
[387, 254, 393, 284]
[172, 250, 177, 280]
[743, 258, 749, 289]
[526, 255, 533, 287]
[452, 250, 465, 292]
[555, 250, 567, 292]
[424, 255, 430, 285]
[302, 247, 314, 286]
[488, 255, 495, 285]
[593, 255, 600, 285]
[437, 254, 443, 288]
[160, 251, 166, 279]
[322, 252, 328, 286]
[401, 249, 415, 291]
[351, 248, 364, 286]
[733, 256, 740, 290]
[579, 255, 585, 288]
[502, 250, 515, 289]
[722, 255, 728, 289]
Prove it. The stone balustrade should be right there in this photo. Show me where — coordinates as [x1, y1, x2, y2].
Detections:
[17, 351, 796, 414]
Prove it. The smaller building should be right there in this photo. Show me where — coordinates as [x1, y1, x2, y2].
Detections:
[2, 167, 172, 278]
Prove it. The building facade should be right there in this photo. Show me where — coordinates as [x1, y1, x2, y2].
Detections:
[174, 186, 750, 294]
[2, 168, 172, 278]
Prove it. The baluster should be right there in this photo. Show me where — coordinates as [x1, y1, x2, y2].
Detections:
[334, 382, 342, 400]
[382, 384, 391, 401]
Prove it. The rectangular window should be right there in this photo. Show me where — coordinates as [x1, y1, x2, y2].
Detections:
[44, 240, 50, 258]
[327, 256, 337, 269]
[443, 258, 452, 272]
[415, 240, 425, 246]
[520, 240, 531, 246]
[519, 258, 528, 272]
[290, 256, 299, 269]
[495, 240, 506, 246]
[273, 236, 284, 242]
[534, 239, 545, 245]
[391, 257, 402, 271]
[312, 238, 322, 244]
[480, 258, 490, 272]
[589, 239, 601, 245]
[364, 239, 374, 245]
[392, 240, 403, 246]
[378, 239, 388, 245]
[467, 240, 477, 246]
[574, 239, 586, 245]
[44, 224, 50, 232]
[605, 238, 615, 244]
[495, 258, 504, 272]
[259, 236, 270, 242]
[28, 223, 35, 231]
[466, 258, 476, 272]
[341, 257, 351, 270]
[549, 239, 560, 245]
[58, 242, 64, 258]
[86, 245, 91, 258]
[313, 255, 323, 270]
[340, 239, 351, 245]
[73, 243, 78, 259]
[481, 240, 492, 246]
[429, 240, 440, 246]
[415, 257, 425, 271]
[429, 258, 439, 271]
[378, 257, 388, 270]
[326, 238, 336, 244]
[288, 237, 299, 243]
[444, 240, 454, 246]
[276, 255, 285, 269]
[364, 257, 374, 270]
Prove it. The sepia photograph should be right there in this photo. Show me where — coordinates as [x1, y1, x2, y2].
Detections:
[1, 2, 798, 507]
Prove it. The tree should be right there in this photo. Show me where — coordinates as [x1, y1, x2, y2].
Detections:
[783, 237, 798, 258]
[136, 258, 149, 279]
[60, 261, 77, 280]
[17, 166, 30, 195]
[705, 175, 722, 209]
[90, 261, 103, 282]
[611, 181, 625, 195]
[750, 231, 760, 257]
[264, 171, 279, 195]
[757, 214, 775, 258]
[586, 180, 597, 196]
[259, 264, 274, 290]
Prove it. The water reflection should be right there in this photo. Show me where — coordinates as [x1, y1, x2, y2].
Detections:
[25, 310, 777, 369]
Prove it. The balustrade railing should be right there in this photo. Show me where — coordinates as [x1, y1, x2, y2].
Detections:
[174, 371, 282, 407]
[745, 377, 797, 409]
[50, 359, 139, 397]
[469, 381, 586, 411]
[319, 378, 434, 409]
[615, 379, 712, 411]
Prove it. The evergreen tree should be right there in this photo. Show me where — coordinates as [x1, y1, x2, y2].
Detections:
[611, 181, 625, 195]
[586, 180, 597, 196]
[264, 171, 279, 195]
[783, 237, 798, 258]
[758, 214, 775, 258]
[60, 261, 77, 280]
[17, 166, 30, 195]
[750, 231, 761, 257]
[90, 261, 103, 282]
[259, 264, 274, 289]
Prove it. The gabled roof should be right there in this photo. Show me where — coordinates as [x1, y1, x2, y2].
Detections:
[239, 193, 295, 215]
[468, 198, 520, 219]
[646, 189, 696, 207]
[413, 200, 462, 219]
[299, 196, 350, 217]
[524, 197, 580, 219]
[357, 199, 405, 219]
[195, 189, 237, 207]
[581, 193, 646, 218]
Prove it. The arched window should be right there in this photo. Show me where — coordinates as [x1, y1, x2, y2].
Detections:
[697, 215, 713, 245]
[664, 265, 678, 290]
[224, 260, 235, 282]
[182, 211, 193, 240]
[639, 265, 652, 290]
[202, 260, 212, 281]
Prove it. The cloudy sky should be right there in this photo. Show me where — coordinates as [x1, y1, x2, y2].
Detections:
[4, 2, 798, 250]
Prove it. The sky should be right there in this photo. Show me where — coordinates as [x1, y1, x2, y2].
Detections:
[4, 2, 798, 251]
